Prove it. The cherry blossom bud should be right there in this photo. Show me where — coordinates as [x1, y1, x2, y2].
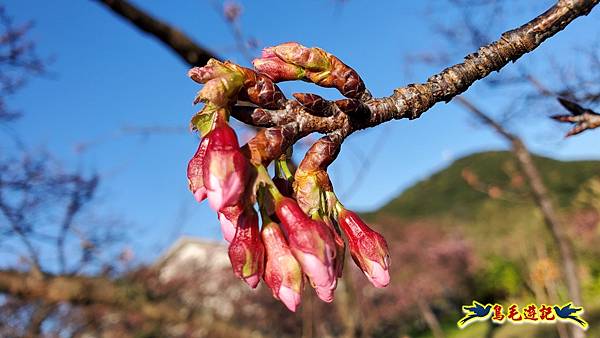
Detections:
[293, 93, 335, 117]
[187, 137, 210, 203]
[188, 59, 230, 84]
[268, 42, 329, 71]
[244, 124, 299, 165]
[262, 221, 303, 311]
[188, 59, 244, 107]
[236, 67, 287, 109]
[255, 42, 370, 100]
[203, 121, 250, 210]
[218, 203, 243, 242]
[252, 54, 305, 82]
[324, 218, 346, 278]
[275, 197, 337, 302]
[335, 98, 370, 118]
[228, 208, 264, 288]
[194, 73, 244, 107]
[337, 208, 390, 288]
[293, 167, 334, 217]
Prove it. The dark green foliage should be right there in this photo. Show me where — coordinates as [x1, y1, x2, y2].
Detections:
[371, 151, 600, 222]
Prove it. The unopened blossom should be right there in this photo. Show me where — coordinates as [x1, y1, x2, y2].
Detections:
[275, 196, 337, 302]
[253, 42, 369, 99]
[187, 137, 210, 202]
[190, 58, 286, 110]
[218, 203, 244, 242]
[252, 47, 305, 82]
[228, 207, 264, 288]
[202, 119, 249, 210]
[262, 220, 304, 311]
[188, 60, 244, 107]
[324, 217, 346, 278]
[337, 207, 390, 288]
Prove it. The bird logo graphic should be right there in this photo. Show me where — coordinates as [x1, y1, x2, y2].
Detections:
[458, 301, 492, 328]
[554, 303, 588, 329]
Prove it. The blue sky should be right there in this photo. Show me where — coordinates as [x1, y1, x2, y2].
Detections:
[3, 1, 599, 262]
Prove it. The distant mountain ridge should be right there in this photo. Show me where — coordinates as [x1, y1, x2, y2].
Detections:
[368, 151, 600, 223]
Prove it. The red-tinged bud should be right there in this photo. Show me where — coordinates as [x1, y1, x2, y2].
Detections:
[188, 59, 230, 84]
[257, 42, 370, 100]
[252, 56, 305, 82]
[274, 197, 337, 302]
[188, 59, 245, 107]
[203, 121, 250, 210]
[335, 98, 370, 118]
[262, 221, 303, 312]
[234, 66, 287, 109]
[228, 207, 264, 288]
[187, 137, 210, 203]
[218, 203, 244, 242]
[244, 124, 299, 166]
[337, 208, 390, 288]
[194, 73, 244, 107]
[268, 42, 330, 71]
[324, 218, 346, 278]
[293, 93, 335, 117]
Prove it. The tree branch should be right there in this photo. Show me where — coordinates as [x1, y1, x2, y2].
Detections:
[553, 97, 600, 136]
[236, 0, 598, 165]
[94, 0, 219, 66]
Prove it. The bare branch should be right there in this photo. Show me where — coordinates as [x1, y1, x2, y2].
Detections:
[239, 0, 599, 165]
[94, 0, 219, 66]
[552, 97, 600, 136]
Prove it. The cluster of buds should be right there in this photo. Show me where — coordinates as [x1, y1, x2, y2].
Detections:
[186, 43, 390, 312]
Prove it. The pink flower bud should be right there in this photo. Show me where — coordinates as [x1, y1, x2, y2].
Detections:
[324, 218, 346, 278]
[256, 43, 369, 99]
[228, 207, 264, 288]
[194, 73, 243, 106]
[188, 59, 230, 84]
[275, 197, 337, 302]
[203, 121, 250, 211]
[188, 59, 244, 107]
[252, 56, 305, 82]
[187, 137, 210, 203]
[337, 208, 390, 288]
[218, 203, 243, 242]
[261, 221, 303, 312]
[268, 42, 329, 71]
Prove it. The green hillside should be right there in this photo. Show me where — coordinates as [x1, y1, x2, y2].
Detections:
[367, 151, 600, 338]
[370, 151, 600, 222]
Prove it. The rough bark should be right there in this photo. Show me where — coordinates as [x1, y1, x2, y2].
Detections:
[455, 96, 584, 338]
[95, 0, 219, 66]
